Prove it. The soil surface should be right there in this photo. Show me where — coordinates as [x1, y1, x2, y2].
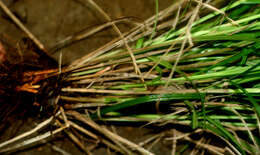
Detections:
[0, 0, 178, 154]
[0, 0, 173, 64]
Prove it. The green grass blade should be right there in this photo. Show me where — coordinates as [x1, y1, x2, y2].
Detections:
[195, 48, 254, 75]
[136, 37, 144, 49]
[242, 0, 260, 4]
[230, 81, 260, 118]
[184, 101, 198, 129]
[91, 93, 201, 119]
[206, 117, 246, 155]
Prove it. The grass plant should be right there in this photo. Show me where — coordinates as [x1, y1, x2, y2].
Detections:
[61, 0, 260, 154]
[0, 0, 259, 154]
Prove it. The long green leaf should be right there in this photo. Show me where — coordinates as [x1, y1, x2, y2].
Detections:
[230, 81, 260, 117]
[206, 117, 246, 155]
[91, 93, 201, 119]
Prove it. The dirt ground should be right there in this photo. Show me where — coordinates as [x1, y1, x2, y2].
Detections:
[0, 0, 173, 64]
[0, 0, 178, 154]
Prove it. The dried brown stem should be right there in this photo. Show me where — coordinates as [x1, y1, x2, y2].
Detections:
[67, 111, 154, 155]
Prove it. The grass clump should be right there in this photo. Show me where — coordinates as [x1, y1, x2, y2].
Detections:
[1, 0, 259, 154]
[62, 1, 260, 154]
